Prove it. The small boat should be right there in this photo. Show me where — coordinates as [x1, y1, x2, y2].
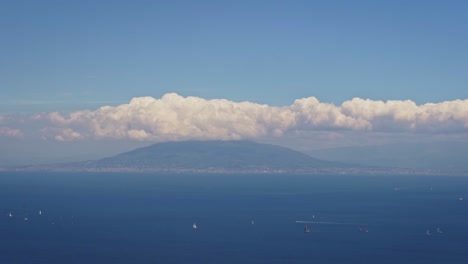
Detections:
[192, 223, 197, 229]
[8, 212, 12, 218]
[359, 227, 369, 233]
[39, 210, 42, 215]
[426, 230, 431, 236]
[304, 224, 311, 233]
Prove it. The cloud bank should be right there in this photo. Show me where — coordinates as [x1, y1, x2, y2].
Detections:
[2, 93, 468, 141]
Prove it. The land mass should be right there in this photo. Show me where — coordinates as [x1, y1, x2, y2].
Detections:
[3, 140, 465, 175]
[307, 142, 468, 172]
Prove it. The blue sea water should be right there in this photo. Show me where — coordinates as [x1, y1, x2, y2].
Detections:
[0, 172, 467, 264]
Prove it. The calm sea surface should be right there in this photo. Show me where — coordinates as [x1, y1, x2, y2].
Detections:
[0, 172, 467, 264]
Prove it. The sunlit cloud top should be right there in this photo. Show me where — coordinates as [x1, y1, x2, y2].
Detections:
[2, 93, 468, 141]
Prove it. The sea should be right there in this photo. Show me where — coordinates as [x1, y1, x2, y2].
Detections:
[0, 172, 467, 264]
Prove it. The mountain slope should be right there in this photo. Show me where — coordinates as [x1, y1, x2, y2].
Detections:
[307, 142, 468, 172]
[83, 140, 344, 172]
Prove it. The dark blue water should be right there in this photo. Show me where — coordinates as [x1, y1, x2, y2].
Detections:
[0, 172, 467, 264]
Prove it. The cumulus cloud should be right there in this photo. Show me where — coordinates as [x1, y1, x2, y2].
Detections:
[340, 98, 468, 132]
[35, 93, 296, 141]
[2, 93, 468, 141]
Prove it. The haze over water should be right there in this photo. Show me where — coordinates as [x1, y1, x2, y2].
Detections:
[1, 172, 467, 264]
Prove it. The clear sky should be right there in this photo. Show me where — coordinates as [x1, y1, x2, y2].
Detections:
[1, 0, 468, 165]
[2, 0, 468, 112]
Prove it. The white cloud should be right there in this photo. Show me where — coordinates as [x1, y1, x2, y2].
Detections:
[340, 98, 468, 132]
[54, 128, 83, 142]
[291, 97, 372, 130]
[0, 126, 23, 138]
[36, 93, 297, 141]
[2, 93, 468, 142]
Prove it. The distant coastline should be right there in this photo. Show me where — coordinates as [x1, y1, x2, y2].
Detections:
[2, 140, 467, 176]
[2, 165, 466, 176]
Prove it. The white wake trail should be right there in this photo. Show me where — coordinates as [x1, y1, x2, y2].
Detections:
[295, 220, 364, 225]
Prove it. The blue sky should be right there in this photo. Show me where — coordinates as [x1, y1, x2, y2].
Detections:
[2, 0, 468, 113]
[1, 1, 468, 165]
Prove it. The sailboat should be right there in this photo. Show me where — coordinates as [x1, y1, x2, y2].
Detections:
[192, 223, 197, 229]
[8, 212, 12, 218]
[39, 210, 42, 215]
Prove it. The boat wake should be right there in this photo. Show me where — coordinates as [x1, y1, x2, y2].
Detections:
[296, 220, 363, 225]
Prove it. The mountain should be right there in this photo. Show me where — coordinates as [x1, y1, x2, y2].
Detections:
[306, 142, 468, 172]
[79, 140, 346, 172]
[12, 140, 462, 174]
[17, 140, 351, 173]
